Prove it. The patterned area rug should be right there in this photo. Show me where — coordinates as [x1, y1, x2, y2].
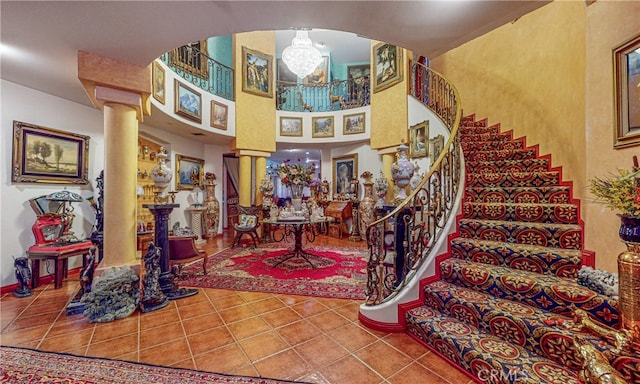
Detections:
[181, 244, 367, 300]
[0, 346, 305, 384]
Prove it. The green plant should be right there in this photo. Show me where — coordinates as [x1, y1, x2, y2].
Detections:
[589, 168, 640, 217]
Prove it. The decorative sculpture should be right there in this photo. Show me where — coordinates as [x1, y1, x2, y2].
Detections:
[374, 171, 389, 208]
[79, 247, 97, 296]
[90, 170, 104, 262]
[81, 266, 139, 323]
[573, 336, 628, 384]
[204, 172, 220, 238]
[139, 242, 169, 313]
[150, 147, 173, 204]
[360, 172, 376, 236]
[13, 257, 33, 298]
[391, 139, 415, 204]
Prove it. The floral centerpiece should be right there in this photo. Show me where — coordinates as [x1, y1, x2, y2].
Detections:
[360, 171, 373, 183]
[205, 172, 216, 185]
[278, 159, 316, 212]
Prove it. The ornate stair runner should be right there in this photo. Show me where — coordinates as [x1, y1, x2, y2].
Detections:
[405, 115, 639, 383]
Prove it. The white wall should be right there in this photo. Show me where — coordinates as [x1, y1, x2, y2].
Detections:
[1, 80, 224, 287]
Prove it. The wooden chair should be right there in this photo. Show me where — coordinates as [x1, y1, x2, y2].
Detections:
[232, 206, 261, 248]
[169, 235, 208, 277]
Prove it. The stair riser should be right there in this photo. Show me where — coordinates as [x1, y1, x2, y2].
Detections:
[461, 133, 512, 142]
[464, 149, 538, 163]
[450, 239, 581, 278]
[462, 203, 579, 224]
[461, 141, 525, 152]
[467, 162, 549, 174]
[465, 187, 571, 205]
[465, 172, 560, 188]
[460, 126, 500, 136]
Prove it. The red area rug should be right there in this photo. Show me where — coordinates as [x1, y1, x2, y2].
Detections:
[0, 346, 303, 383]
[181, 244, 367, 300]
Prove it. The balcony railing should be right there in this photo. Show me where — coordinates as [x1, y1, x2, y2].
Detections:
[160, 46, 234, 101]
[364, 61, 462, 305]
[276, 76, 370, 112]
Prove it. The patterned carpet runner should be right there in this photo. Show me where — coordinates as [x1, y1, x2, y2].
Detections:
[405, 116, 639, 383]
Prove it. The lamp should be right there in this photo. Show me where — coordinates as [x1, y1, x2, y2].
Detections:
[282, 30, 323, 79]
[46, 190, 83, 242]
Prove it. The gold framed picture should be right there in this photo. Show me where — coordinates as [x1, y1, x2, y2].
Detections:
[175, 154, 204, 190]
[343, 112, 365, 135]
[613, 33, 640, 149]
[280, 117, 303, 137]
[429, 134, 445, 163]
[174, 80, 202, 123]
[409, 120, 429, 158]
[332, 154, 358, 196]
[210, 100, 228, 130]
[168, 40, 209, 79]
[152, 61, 165, 104]
[12, 121, 90, 184]
[373, 42, 403, 93]
[242, 46, 273, 98]
[312, 116, 334, 138]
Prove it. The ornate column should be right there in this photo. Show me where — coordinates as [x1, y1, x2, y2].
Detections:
[381, 150, 396, 204]
[238, 155, 252, 207]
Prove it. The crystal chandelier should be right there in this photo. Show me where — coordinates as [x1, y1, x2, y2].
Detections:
[282, 30, 323, 79]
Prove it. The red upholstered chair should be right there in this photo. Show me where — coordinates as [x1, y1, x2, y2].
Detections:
[168, 235, 208, 277]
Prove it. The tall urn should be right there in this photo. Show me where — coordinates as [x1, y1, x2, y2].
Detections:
[359, 174, 376, 236]
[618, 214, 640, 343]
[204, 179, 220, 238]
[391, 140, 415, 204]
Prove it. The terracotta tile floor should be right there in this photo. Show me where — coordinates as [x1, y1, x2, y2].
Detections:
[0, 231, 473, 384]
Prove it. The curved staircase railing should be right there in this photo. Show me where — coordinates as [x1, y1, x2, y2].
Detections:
[364, 61, 463, 305]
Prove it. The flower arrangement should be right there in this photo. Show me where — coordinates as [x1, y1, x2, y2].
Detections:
[589, 166, 640, 218]
[205, 172, 216, 181]
[360, 171, 373, 181]
[277, 159, 316, 186]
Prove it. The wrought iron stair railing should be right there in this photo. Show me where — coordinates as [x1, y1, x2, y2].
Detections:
[276, 75, 370, 112]
[364, 61, 463, 305]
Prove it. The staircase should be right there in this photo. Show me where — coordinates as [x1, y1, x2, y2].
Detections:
[405, 115, 638, 383]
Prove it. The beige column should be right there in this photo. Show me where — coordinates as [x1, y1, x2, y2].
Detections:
[255, 156, 267, 206]
[381, 151, 396, 203]
[102, 103, 139, 267]
[239, 155, 252, 207]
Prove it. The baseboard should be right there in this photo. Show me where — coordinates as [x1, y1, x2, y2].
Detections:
[358, 311, 406, 333]
[0, 266, 83, 295]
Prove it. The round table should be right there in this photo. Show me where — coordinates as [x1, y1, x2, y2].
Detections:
[263, 217, 334, 269]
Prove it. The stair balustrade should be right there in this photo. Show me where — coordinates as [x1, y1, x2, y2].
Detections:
[276, 76, 370, 112]
[364, 61, 462, 305]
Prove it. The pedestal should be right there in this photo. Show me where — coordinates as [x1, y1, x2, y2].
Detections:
[186, 207, 206, 244]
[349, 201, 362, 242]
[143, 204, 198, 300]
[262, 205, 274, 243]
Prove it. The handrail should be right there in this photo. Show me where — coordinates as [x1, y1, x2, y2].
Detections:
[364, 61, 463, 305]
[276, 76, 370, 112]
[160, 46, 234, 101]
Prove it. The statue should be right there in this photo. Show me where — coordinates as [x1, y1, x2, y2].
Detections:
[139, 242, 169, 313]
[13, 257, 32, 298]
[574, 336, 628, 384]
[79, 247, 97, 296]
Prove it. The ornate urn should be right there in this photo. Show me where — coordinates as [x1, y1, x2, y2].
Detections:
[259, 177, 275, 207]
[150, 148, 172, 199]
[374, 171, 389, 209]
[204, 173, 219, 238]
[391, 140, 415, 203]
[618, 214, 640, 343]
[359, 172, 376, 236]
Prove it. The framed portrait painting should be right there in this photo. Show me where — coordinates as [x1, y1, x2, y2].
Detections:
[242, 46, 273, 98]
[152, 61, 165, 104]
[174, 80, 202, 123]
[343, 112, 365, 135]
[613, 33, 640, 149]
[175, 154, 204, 190]
[430, 134, 445, 163]
[373, 42, 403, 93]
[12, 121, 90, 184]
[409, 120, 429, 158]
[312, 116, 334, 138]
[210, 101, 228, 130]
[280, 117, 303, 137]
[332, 154, 358, 196]
[304, 56, 329, 85]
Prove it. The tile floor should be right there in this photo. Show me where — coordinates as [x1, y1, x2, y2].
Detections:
[0, 232, 473, 384]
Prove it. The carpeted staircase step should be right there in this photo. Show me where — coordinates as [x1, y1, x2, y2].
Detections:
[450, 238, 582, 278]
[457, 218, 582, 250]
[421, 280, 611, 370]
[461, 132, 512, 142]
[466, 158, 550, 174]
[465, 171, 560, 188]
[460, 125, 500, 136]
[464, 186, 571, 205]
[438, 258, 619, 327]
[405, 306, 580, 384]
[465, 148, 538, 162]
[461, 140, 525, 152]
[462, 202, 578, 224]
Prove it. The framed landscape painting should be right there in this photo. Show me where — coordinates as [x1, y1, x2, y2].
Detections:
[242, 46, 273, 98]
[613, 33, 640, 148]
[280, 117, 303, 137]
[152, 61, 165, 104]
[332, 154, 358, 196]
[210, 100, 228, 130]
[312, 116, 334, 138]
[174, 80, 202, 123]
[12, 121, 90, 184]
[343, 112, 365, 135]
[277, 58, 297, 84]
[176, 154, 204, 190]
[373, 42, 403, 93]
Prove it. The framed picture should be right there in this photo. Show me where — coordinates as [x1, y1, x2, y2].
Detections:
[210, 100, 228, 130]
[373, 42, 403, 93]
[168, 40, 209, 79]
[12, 121, 90, 184]
[174, 80, 202, 123]
[304, 56, 329, 85]
[277, 58, 297, 84]
[280, 117, 303, 137]
[175, 154, 204, 190]
[430, 134, 445, 163]
[613, 33, 640, 149]
[347, 64, 370, 101]
[242, 46, 273, 98]
[332, 154, 358, 196]
[152, 61, 165, 104]
[312, 116, 334, 138]
[343, 112, 366, 135]
[409, 120, 429, 158]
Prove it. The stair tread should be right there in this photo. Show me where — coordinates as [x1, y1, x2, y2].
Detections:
[458, 218, 581, 230]
[451, 237, 582, 256]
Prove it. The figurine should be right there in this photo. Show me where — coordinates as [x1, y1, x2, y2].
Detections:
[574, 336, 628, 384]
[13, 257, 33, 298]
[79, 247, 97, 296]
[139, 242, 169, 313]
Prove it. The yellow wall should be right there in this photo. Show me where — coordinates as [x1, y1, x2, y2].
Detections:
[584, 0, 640, 272]
[370, 41, 410, 150]
[431, 0, 640, 272]
[233, 31, 276, 153]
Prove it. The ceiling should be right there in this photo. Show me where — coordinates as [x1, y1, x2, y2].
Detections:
[1, 1, 549, 144]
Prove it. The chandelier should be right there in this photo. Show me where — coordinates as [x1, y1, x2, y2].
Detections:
[282, 30, 323, 79]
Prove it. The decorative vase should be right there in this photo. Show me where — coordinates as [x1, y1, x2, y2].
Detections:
[374, 171, 389, 209]
[618, 215, 640, 344]
[150, 148, 172, 199]
[391, 140, 415, 203]
[409, 162, 422, 192]
[259, 177, 275, 207]
[360, 181, 376, 235]
[204, 181, 220, 238]
[289, 183, 304, 211]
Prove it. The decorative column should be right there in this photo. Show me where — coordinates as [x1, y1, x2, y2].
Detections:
[185, 207, 206, 244]
[239, 155, 252, 207]
[381, 151, 395, 204]
[255, 156, 267, 206]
